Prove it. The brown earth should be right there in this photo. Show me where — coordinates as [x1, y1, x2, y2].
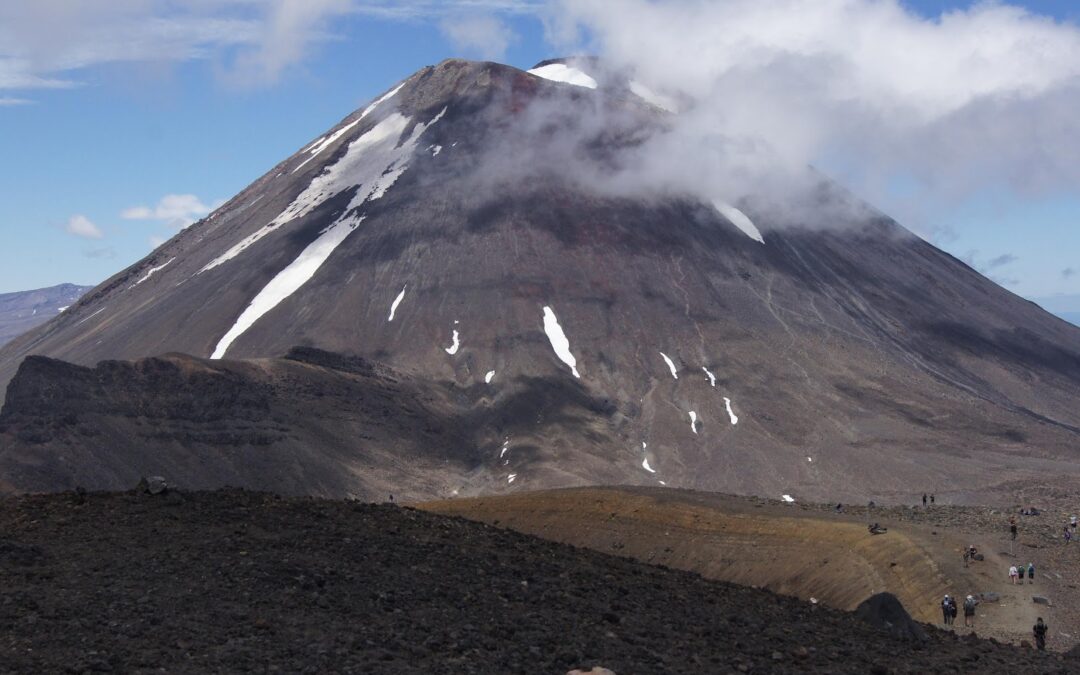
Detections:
[420, 486, 1079, 650]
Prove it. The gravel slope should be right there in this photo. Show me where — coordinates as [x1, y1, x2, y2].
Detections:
[1, 489, 1076, 674]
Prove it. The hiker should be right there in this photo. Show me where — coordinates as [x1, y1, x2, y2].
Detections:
[949, 596, 958, 625]
[1027, 562, 1035, 584]
[930, 494, 935, 505]
[835, 502, 843, 513]
[941, 595, 954, 625]
[962, 548, 970, 568]
[1010, 522, 1018, 540]
[1018, 563, 1026, 581]
[1009, 565, 1019, 584]
[1070, 514, 1077, 530]
[1065, 526, 1072, 544]
[1033, 618, 1048, 651]
[923, 493, 928, 506]
[963, 595, 978, 628]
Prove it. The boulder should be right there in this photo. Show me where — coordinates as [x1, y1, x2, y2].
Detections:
[854, 592, 927, 642]
[1033, 596, 1051, 606]
[977, 592, 1000, 603]
[136, 475, 168, 495]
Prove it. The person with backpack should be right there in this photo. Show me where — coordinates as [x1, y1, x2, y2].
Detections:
[941, 595, 952, 625]
[1027, 562, 1035, 584]
[1018, 563, 1026, 581]
[949, 596, 958, 625]
[963, 595, 978, 627]
[923, 493, 928, 506]
[1066, 526, 1073, 544]
[930, 494, 935, 505]
[1033, 618, 1048, 650]
[1009, 565, 1018, 584]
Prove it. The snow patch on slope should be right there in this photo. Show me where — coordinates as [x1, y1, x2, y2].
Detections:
[528, 63, 597, 89]
[291, 83, 405, 175]
[202, 106, 443, 274]
[485, 370, 495, 384]
[388, 285, 407, 321]
[713, 201, 764, 244]
[131, 257, 175, 288]
[689, 411, 698, 434]
[542, 306, 580, 378]
[659, 352, 678, 379]
[444, 328, 460, 355]
[723, 397, 739, 425]
[702, 366, 717, 387]
[782, 494, 795, 503]
[211, 217, 365, 359]
[209, 109, 445, 358]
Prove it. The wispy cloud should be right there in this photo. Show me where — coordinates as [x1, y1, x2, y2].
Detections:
[0, 1, 541, 96]
[65, 214, 103, 239]
[440, 14, 518, 60]
[83, 246, 116, 260]
[122, 193, 215, 228]
[987, 253, 1019, 269]
[0, 96, 32, 106]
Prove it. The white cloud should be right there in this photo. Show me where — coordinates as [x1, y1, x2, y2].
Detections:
[122, 193, 214, 228]
[540, 0, 1080, 226]
[440, 14, 518, 60]
[65, 214, 103, 239]
[0, 96, 32, 106]
[0, 1, 540, 95]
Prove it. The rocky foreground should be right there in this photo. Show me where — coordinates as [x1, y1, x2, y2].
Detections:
[2, 489, 1077, 673]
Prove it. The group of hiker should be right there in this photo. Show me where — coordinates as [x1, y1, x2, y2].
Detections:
[921, 493, 935, 506]
[940, 594, 979, 628]
[1008, 562, 1036, 584]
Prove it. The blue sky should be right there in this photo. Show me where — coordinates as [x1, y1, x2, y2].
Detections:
[1, 0, 1078, 311]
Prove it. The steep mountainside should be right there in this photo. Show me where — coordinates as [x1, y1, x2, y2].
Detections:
[1, 58, 1078, 501]
[0, 283, 90, 346]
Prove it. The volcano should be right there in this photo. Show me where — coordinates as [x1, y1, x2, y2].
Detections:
[2, 58, 1079, 501]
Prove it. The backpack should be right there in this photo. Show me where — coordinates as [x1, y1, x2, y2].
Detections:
[964, 597, 976, 611]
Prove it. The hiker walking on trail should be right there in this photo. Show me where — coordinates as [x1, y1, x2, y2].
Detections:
[930, 494, 935, 505]
[1066, 526, 1073, 544]
[941, 595, 954, 625]
[1010, 522, 1018, 541]
[1033, 618, 1048, 651]
[1027, 562, 1035, 584]
[923, 493, 928, 506]
[963, 595, 978, 628]
[1009, 565, 1019, 584]
[949, 596, 958, 625]
[1018, 563, 1026, 582]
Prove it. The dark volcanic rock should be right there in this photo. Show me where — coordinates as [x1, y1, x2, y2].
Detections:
[0, 58, 1079, 500]
[0, 350, 624, 499]
[0, 490, 1068, 674]
[854, 593, 928, 642]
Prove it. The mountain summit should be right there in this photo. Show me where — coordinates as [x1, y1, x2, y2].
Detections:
[2, 58, 1078, 501]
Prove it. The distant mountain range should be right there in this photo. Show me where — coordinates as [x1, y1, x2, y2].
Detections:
[0, 284, 91, 347]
